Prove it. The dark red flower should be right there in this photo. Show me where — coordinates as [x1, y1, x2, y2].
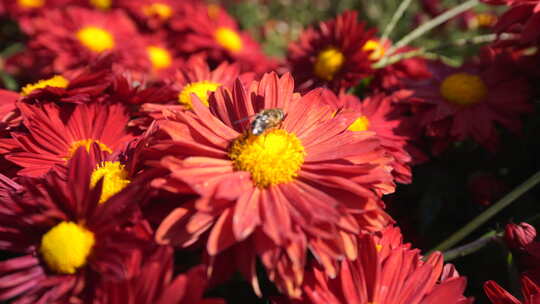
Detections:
[406, 51, 532, 153]
[287, 11, 374, 93]
[21, 7, 148, 76]
[0, 147, 150, 303]
[482, 0, 540, 45]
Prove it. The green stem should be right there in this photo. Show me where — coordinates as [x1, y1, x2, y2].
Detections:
[388, 0, 479, 54]
[430, 170, 540, 253]
[441, 231, 499, 261]
[381, 0, 413, 41]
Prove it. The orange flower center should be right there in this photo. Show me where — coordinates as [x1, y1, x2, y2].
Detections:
[90, 0, 111, 10]
[21, 75, 69, 96]
[142, 3, 173, 20]
[17, 0, 44, 8]
[147, 46, 172, 70]
[214, 27, 243, 53]
[362, 40, 386, 61]
[229, 129, 305, 188]
[66, 139, 113, 159]
[348, 116, 370, 132]
[178, 81, 221, 109]
[313, 47, 345, 81]
[439, 72, 487, 106]
[40, 221, 95, 274]
[90, 161, 130, 204]
[76, 26, 115, 53]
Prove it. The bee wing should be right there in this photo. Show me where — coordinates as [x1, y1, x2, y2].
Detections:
[233, 113, 258, 124]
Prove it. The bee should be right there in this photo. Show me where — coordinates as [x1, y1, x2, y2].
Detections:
[250, 108, 286, 135]
[235, 108, 286, 136]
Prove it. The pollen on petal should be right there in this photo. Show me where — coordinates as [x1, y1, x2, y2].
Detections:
[178, 81, 222, 109]
[229, 129, 305, 188]
[76, 26, 115, 53]
[147, 46, 172, 70]
[314, 47, 345, 81]
[90, 161, 131, 204]
[440, 72, 487, 106]
[21, 75, 69, 96]
[40, 221, 95, 274]
[66, 139, 113, 159]
[214, 27, 243, 53]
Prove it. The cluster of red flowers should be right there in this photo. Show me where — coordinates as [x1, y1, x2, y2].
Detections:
[0, 0, 537, 303]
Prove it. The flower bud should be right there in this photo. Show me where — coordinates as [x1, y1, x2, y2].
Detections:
[504, 222, 536, 250]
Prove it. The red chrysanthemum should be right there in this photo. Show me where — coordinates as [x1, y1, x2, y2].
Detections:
[406, 52, 532, 153]
[323, 90, 422, 184]
[142, 55, 245, 114]
[21, 6, 148, 76]
[0, 101, 135, 177]
[482, 0, 540, 45]
[103, 246, 224, 304]
[295, 226, 473, 304]
[147, 72, 395, 297]
[287, 10, 374, 93]
[0, 147, 150, 303]
[485, 274, 540, 304]
[177, 2, 277, 74]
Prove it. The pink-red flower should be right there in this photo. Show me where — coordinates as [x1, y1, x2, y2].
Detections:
[296, 226, 472, 304]
[287, 10, 374, 93]
[147, 72, 395, 297]
[103, 246, 224, 304]
[0, 147, 150, 303]
[484, 274, 540, 304]
[323, 90, 421, 184]
[0, 101, 135, 177]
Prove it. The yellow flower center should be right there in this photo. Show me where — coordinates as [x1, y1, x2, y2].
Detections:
[439, 72, 487, 106]
[178, 81, 221, 109]
[90, 0, 111, 10]
[147, 46, 172, 70]
[21, 75, 69, 96]
[17, 0, 44, 8]
[348, 116, 370, 132]
[40, 221, 95, 274]
[142, 3, 173, 20]
[229, 129, 305, 188]
[362, 39, 386, 61]
[214, 27, 243, 53]
[313, 47, 345, 81]
[90, 161, 131, 204]
[66, 139, 113, 159]
[76, 26, 115, 53]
